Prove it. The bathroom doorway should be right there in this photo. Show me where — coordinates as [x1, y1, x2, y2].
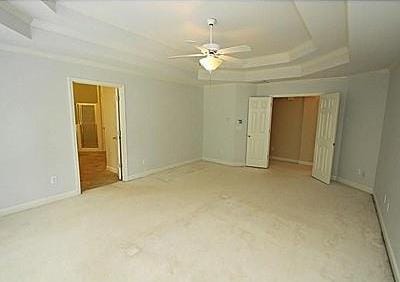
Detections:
[70, 80, 126, 192]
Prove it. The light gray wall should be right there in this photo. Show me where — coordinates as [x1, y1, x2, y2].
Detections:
[257, 77, 348, 176]
[374, 65, 400, 277]
[203, 84, 236, 164]
[234, 84, 257, 163]
[338, 70, 389, 188]
[0, 51, 203, 210]
[203, 83, 256, 165]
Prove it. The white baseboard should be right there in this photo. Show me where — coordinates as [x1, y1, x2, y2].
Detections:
[270, 156, 313, 166]
[298, 160, 313, 166]
[202, 157, 245, 167]
[125, 158, 201, 181]
[0, 190, 80, 217]
[107, 166, 118, 174]
[333, 176, 374, 194]
[373, 194, 400, 281]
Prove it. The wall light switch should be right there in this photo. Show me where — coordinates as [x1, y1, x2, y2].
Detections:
[50, 176, 57, 185]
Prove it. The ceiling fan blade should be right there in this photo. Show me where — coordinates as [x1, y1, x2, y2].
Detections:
[168, 54, 205, 59]
[195, 46, 208, 54]
[218, 55, 240, 62]
[184, 39, 197, 44]
[218, 45, 251, 55]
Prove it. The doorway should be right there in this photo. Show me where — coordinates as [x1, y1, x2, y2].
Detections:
[245, 93, 340, 184]
[70, 80, 125, 192]
[269, 96, 319, 167]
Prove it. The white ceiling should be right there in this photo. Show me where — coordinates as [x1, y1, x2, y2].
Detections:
[1, 0, 400, 85]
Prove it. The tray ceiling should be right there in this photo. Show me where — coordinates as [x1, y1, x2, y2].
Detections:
[1, 0, 400, 85]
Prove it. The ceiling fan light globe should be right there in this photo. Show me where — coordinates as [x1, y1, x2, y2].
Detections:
[200, 56, 223, 72]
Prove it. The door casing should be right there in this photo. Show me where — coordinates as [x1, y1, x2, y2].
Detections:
[245, 92, 340, 185]
[67, 77, 128, 194]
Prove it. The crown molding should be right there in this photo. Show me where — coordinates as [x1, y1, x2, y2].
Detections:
[0, 43, 202, 87]
[199, 47, 350, 82]
[302, 47, 349, 75]
[223, 40, 317, 69]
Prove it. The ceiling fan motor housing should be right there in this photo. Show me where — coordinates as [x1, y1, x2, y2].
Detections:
[203, 43, 220, 54]
[207, 18, 217, 26]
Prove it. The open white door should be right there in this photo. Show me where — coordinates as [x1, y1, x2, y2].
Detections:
[246, 97, 273, 168]
[312, 93, 340, 184]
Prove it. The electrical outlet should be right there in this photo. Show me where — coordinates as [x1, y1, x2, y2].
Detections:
[50, 176, 57, 185]
[383, 194, 387, 204]
[386, 202, 390, 214]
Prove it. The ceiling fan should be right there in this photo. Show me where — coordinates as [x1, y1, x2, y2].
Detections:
[168, 18, 252, 73]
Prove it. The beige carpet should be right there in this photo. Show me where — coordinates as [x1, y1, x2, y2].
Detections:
[0, 161, 393, 281]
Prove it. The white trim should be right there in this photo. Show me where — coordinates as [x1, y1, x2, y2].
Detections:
[115, 85, 128, 181]
[373, 194, 400, 281]
[333, 176, 374, 194]
[270, 92, 322, 98]
[298, 160, 313, 166]
[126, 158, 202, 181]
[0, 190, 79, 217]
[68, 77, 129, 193]
[202, 157, 245, 167]
[270, 156, 313, 166]
[107, 166, 118, 174]
[198, 47, 349, 82]
[258, 76, 347, 88]
[67, 78, 82, 195]
[0, 43, 200, 87]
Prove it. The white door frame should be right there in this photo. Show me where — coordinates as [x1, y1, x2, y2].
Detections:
[269, 92, 321, 98]
[268, 93, 322, 171]
[67, 77, 129, 194]
[260, 92, 340, 184]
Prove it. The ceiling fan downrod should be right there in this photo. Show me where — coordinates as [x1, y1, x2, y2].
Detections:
[208, 18, 217, 44]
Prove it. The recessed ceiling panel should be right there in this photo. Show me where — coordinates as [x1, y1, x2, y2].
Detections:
[60, 0, 311, 58]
